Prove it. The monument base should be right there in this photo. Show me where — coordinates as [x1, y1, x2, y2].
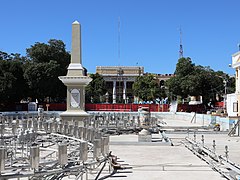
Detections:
[138, 129, 152, 142]
[60, 110, 91, 126]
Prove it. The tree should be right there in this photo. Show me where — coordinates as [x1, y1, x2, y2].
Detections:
[0, 51, 11, 60]
[133, 74, 162, 101]
[24, 39, 70, 102]
[175, 57, 195, 76]
[227, 75, 235, 94]
[0, 52, 28, 103]
[166, 75, 182, 99]
[26, 39, 70, 70]
[24, 60, 66, 102]
[166, 57, 197, 99]
[85, 73, 106, 103]
[166, 57, 235, 106]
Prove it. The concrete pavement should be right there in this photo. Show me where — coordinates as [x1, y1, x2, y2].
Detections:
[105, 134, 225, 180]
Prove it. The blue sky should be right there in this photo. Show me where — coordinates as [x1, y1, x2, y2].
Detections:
[0, 0, 239, 75]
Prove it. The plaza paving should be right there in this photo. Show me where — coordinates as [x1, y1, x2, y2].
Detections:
[89, 117, 240, 180]
[105, 134, 225, 180]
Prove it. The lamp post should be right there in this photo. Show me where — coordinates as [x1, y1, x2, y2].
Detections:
[223, 79, 227, 110]
[217, 75, 228, 110]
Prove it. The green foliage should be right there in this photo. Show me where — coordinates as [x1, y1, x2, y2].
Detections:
[0, 51, 11, 60]
[133, 74, 162, 101]
[0, 51, 27, 62]
[227, 76, 235, 93]
[26, 39, 70, 69]
[24, 60, 66, 102]
[0, 39, 70, 105]
[175, 57, 195, 76]
[166, 76, 181, 99]
[85, 73, 107, 103]
[166, 57, 235, 105]
[0, 53, 28, 103]
[24, 39, 70, 102]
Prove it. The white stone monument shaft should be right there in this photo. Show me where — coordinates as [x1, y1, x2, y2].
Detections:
[67, 21, 84, 76]
[59, 21, 92, 124]
[72, 21, 81, 64]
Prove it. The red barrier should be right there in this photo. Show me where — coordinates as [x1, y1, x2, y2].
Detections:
[42, 103, 66, 111]
[215, 102, 224, 108]
[85, 103, 170, 112]
[177, 104, 205, 113]
[1, 102, 205, 113]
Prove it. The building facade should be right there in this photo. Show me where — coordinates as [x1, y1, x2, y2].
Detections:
[96, 66, 143, 103]
[96, 66, 173, 104]
[145, 73, 174, 87]
[229, 51, 240, 116]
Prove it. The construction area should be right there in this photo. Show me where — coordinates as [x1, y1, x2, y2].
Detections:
[0, 110, 240, 180]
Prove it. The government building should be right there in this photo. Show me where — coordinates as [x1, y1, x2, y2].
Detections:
[96, 66, 174, 104]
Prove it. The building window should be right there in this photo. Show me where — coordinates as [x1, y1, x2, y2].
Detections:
[160, 80, 165, 87]
[233, 102, 238, 112]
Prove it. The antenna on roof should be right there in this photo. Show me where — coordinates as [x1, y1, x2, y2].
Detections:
[118, 16, 121, 65]
[179, 27, 183, 58]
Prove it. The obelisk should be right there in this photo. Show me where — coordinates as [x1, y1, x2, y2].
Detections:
[59, 21, 92, 125]
[67, 21, 84, 76]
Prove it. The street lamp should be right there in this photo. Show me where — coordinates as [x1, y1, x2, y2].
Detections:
[223, 79, 227, 94]
[223, 79, 227, 109]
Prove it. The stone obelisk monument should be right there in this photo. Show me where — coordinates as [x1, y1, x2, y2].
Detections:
[59, 21, 92, 125]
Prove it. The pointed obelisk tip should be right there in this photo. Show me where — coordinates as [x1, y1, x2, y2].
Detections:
[73, 20, 80, 24]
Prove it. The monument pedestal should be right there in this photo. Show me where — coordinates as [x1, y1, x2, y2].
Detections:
[60, 111, 90, 126]
[58, 21, 92, 125]
[58, 76, 92, 125]
[138, 129, 152, 142]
